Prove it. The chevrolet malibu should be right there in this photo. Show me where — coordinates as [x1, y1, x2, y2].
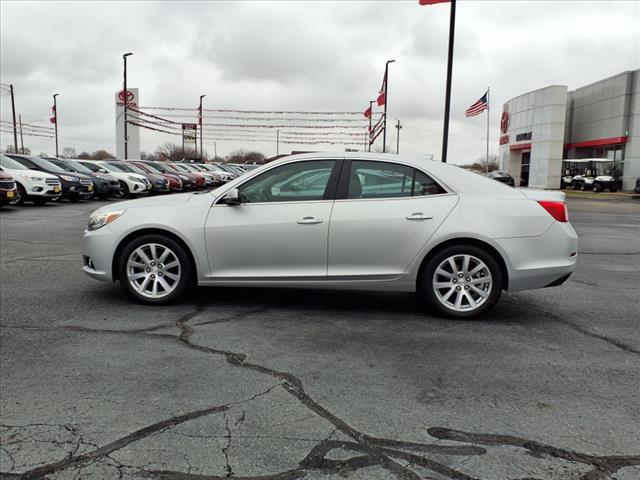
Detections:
[83, 153, 578, 318]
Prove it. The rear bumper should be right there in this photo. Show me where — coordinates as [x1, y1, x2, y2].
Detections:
[494, 221, 578, 292]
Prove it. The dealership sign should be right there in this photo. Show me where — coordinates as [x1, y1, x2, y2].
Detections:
[499, 105, 510, 145]
[117, 89, 137, 108]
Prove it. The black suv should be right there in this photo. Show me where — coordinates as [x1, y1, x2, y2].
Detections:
[7, 154, 94, 201]
[46, 158, 120, 200]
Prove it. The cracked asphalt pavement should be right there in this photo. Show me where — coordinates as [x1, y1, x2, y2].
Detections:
[1, 197, 639, 480]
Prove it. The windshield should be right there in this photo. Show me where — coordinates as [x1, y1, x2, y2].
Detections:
[64, 160, 94, 174]
[30, 157, 65, 172]
[107, 161, 146, 175]
[146, 162, 168, 173]
[0, 155, 29, 170]
[213, 163, 234, 173]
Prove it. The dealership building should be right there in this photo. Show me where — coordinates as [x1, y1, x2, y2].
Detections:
[498, 69, 640, 191]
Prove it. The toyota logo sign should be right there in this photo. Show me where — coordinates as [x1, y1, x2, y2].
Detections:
[118, 90, 135, 103]
[500, 106, 510, 134]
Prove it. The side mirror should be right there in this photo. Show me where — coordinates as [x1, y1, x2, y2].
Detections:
[220, 188, 241, 206]
[98, 168, 108, 174]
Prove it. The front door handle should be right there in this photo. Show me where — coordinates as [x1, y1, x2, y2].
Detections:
[406, 212, 433, 221]
[297, 217, 323, 225]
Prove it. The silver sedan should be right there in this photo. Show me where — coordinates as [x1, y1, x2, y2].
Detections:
[83, 153, 578, 318]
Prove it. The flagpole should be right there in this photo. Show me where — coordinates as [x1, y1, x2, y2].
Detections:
[368, 100, 374, 152]
[440, 0, 456, 163]
[486, 86, 490, 173]
[53, 93, 59, 157]
[382, 59, 395, 153]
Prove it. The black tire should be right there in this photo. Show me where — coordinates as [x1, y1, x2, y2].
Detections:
[593, 183, 601, 192]
[118, 234, 193, 305]
[119, 181, 131, 198]
[14, 183, 26, 206]
[419, 244, 504, 319]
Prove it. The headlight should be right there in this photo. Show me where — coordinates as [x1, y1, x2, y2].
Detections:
[29, 176, 44, 181]
[128, 175, 141, 182]
[87, 209, 126, 231]
[60, 175, 79, 182]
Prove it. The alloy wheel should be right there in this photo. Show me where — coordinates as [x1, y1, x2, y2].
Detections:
[126, 243, 182, 299]
[432, 254, 492, 312]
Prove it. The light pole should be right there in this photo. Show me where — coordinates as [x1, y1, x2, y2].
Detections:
[441, 0, 456, 163]
[395, 118, 402, 154]
[122, 52, 133, 160]
[382, 59, 395, 153]
[10, 85, 18, 153]
[53, 93, 59, 157]
[199, 94, 206, 160]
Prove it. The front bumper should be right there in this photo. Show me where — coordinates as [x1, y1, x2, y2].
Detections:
[0, 188, 18, 203]
[494, 221, 578, 292]
[83, 227, 117, 282]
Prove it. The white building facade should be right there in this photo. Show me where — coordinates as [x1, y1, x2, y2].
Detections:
[499, 70, 640, 191]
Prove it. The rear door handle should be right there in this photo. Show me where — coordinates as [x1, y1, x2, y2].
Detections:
[297, 217, 323, 225]
[406, 212, 433, 221]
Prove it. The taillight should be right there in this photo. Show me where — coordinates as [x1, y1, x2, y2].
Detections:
[538, 201, 568, 222]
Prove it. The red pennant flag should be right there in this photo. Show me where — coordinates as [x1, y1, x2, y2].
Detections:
[363, 106, 372, 119]
[377, 70, 387, 106]
[50, 105, 57, 124]
[419, 0, 450, 5]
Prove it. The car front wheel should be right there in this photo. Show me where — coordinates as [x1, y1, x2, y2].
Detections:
[420, 245, 503, 319]
[118, 235, 192, 304]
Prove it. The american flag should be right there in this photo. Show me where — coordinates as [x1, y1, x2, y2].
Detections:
[465, 91, 489, 117]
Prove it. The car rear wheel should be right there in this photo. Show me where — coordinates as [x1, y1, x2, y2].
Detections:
[420, 245, 503, 319]
[118, 235, 192, 304]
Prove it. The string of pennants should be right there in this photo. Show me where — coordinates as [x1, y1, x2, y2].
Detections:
[127, 106, 374, 146]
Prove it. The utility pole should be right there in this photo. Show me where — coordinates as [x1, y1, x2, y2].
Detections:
[53, 94, 59, 157]
[395, 119, 402, 154]
[123, 52, 133, 160]
[440, 0, 456, 163]
[19, 115, 24, 153]
[382, 59, 395, 153]
[199, 94, 206, 160]
[276, 129, 280, 156]
[214, 141, 217, 159]
[10, 84, 18, 153]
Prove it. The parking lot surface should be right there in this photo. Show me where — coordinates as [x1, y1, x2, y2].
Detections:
[1, 197, 639, 480]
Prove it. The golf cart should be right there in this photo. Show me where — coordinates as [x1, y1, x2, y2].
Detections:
[561, 159, 618, 192]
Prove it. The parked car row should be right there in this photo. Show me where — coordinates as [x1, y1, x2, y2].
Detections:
[0, 154, 254, 207]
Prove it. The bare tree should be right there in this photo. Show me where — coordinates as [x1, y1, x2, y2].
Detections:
[77, 151, 92, 159]
[91, 149, 115, 160]
[154, 143, 196, 162]
[62, 147, 77, 158]
[466, 154, 499, 173]
[225, 149, 266, 164]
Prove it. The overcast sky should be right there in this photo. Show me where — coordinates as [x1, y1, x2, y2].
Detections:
[1, 0, 638, 163]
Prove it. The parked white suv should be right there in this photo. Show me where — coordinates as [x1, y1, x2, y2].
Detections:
[0, 154, 62, 205]
[77, 160, 150, 197]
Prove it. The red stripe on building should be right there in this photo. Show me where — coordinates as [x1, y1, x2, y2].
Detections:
[564, 136, 627, 149]
[510, 143, 532, 151]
